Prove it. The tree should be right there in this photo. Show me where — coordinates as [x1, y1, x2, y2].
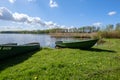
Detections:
[115, 23, 120, 31]
[106, 24, 114, 31]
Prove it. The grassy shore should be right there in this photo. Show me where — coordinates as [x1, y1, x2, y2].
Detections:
[0, 39, 120, 80]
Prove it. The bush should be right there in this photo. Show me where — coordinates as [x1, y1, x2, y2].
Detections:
[99, 31, 120, 38]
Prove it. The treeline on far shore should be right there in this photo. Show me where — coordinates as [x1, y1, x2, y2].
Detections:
[0, 23, 120, 38]
[0, 30, 50, 34]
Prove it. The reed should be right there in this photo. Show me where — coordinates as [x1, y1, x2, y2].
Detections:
[50, 31, 120, 39]
[50, 32, 98, 38]
[100, 31, 120, 38]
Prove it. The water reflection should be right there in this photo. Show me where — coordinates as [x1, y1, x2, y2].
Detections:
[0, 34, 81, 48]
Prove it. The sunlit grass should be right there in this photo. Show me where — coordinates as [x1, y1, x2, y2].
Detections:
[0, 39, 120, 80]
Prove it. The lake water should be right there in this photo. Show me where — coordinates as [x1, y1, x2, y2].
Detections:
[0, 34, 80, 48]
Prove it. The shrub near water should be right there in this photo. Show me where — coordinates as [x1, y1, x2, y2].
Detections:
[0, 39, 120, 80]
[99, 31, 120, 38]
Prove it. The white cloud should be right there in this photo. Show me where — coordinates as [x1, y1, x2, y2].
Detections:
[0, 7, 13, 20]
[0, 7, 64, 29]
[8, 0, 36, 3]
[28, 0, 36, 2]
[28, 0, 33, 2]
[108, 11, 117, 16]
[8, 0, 16, 3]
[49, 0, 58, 8]
[0, 25, 23, 31]
[0, 7, 46, 26]
[93, 22, 102, 26]
[45, 21, 61, 28]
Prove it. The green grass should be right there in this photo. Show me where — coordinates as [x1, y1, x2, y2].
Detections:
[0, 39, 120, 80]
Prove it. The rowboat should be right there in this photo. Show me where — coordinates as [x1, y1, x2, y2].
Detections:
[0, 42, 40, 60]
[55, 39, 99, 49]
[1, 43, 17, 45]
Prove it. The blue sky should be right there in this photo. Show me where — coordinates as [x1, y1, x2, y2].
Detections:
[0, 0, 120, 31]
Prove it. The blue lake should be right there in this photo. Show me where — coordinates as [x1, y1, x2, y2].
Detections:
[0, 34, 80, 48]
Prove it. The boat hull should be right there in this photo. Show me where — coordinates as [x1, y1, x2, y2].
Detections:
[55, 39, 98, 49]
[0, 43, 40, 60]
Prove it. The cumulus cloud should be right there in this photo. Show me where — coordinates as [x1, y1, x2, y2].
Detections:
[8, 0, 16, 3]
[28, 0, 33, 2]
[0, 25, 23, 31]
[0, 7, 13, 20]
[93, 22, 102, 26]
[28, 0, 36, 2]
[108, 11, 117, 16]
[0, 7, 64, 29]
[49, 0, 58, 8]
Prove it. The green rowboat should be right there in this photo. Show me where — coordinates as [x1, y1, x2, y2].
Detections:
[55, 39, 99, 49]
[0, 42, 40, 60]
[1, 43, 17, 45]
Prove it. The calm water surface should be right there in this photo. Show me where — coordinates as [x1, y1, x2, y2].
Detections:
[0, 34, 79, 48]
